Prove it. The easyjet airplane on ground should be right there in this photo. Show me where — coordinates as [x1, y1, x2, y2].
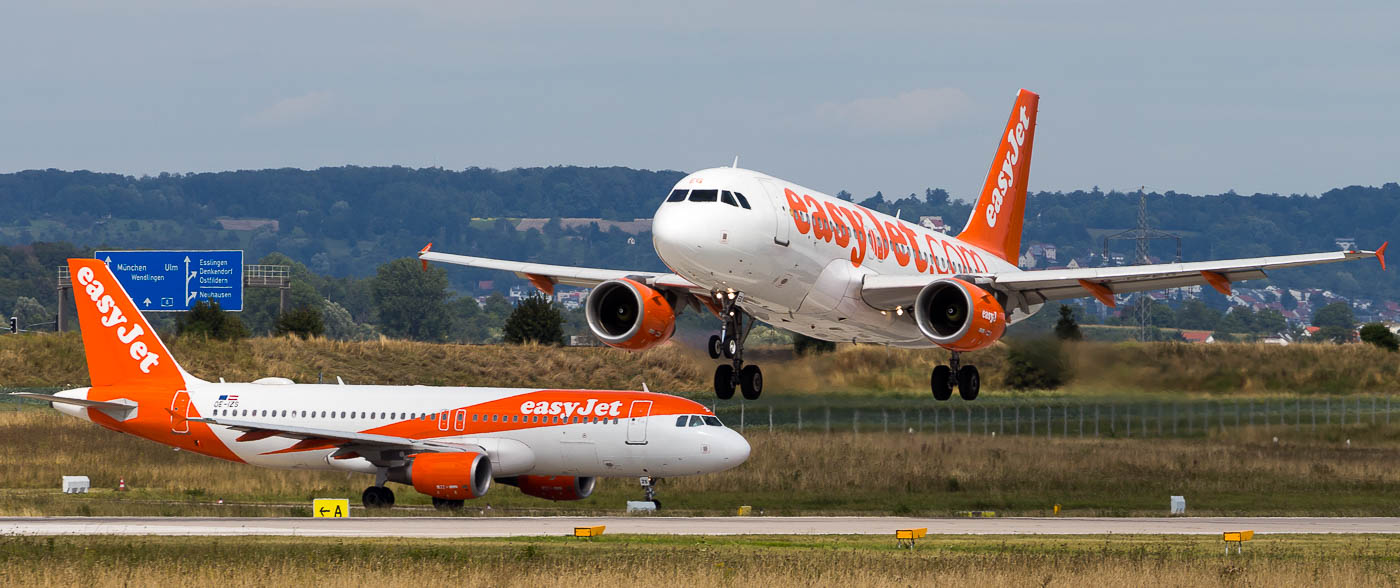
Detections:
[15, 258, 750, 510]
[423, 89, 1387, 402]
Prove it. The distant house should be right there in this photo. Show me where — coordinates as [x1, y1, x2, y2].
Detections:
[1262, 335, 1290, 346]
[1180, 330, 1215, 344]
[919, 216, 949, 233]
[477, 280, 494, 291]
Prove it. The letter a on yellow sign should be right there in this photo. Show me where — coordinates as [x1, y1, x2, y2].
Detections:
[313, 498, 350, 518]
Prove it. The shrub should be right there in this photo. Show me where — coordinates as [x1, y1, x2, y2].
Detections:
[1004, 337, 1070, 390]
[1359, 323, 1398, 352]
[503, 294, 564, 345]
[275, 306, 325, 340]
[175, 301, 249, 341]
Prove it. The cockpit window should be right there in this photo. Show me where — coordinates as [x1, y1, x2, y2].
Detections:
[675, 416, 688, 427]
[688, 189, 718, 202]
[720, 191, 738, 207]
[688, 415, 704, 427]
[667, 189, 688, 202]
[733, 192, 751, 209]
[703, 415, 722, 426]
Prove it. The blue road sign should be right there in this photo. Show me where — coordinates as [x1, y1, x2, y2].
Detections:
[95, 250, 244, 312]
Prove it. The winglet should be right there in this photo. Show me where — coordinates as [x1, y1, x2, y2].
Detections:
[1377, 241, 1388, 272]
[420, 243, 433, 271]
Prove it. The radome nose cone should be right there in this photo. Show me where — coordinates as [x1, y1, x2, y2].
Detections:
[726, 429, 751, 465]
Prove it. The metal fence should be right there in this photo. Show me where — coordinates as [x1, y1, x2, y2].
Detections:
[712, 396, 1400, 437]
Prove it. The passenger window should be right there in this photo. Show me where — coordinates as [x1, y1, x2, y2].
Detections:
[704, 416, 723, 426]
[733, 192, 751, 209]
[688, 189, 718, 202]
[689, 415, 703, 427]
[666, 189, 688, 202]
[720, 191, 738, 207]
[473, 414, 479, 422]
[676, 416, 687, 427]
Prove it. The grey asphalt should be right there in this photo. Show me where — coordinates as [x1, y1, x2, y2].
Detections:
[1, 516, 1396, 538]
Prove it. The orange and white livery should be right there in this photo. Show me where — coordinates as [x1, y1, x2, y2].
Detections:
[17, 258, 749, 509]
[422, 89, 1388, 402]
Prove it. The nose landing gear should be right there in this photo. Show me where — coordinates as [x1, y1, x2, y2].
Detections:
[930, 351, 979, 401]
[711, 292, 762, 400]
[640, 476, 662, 509]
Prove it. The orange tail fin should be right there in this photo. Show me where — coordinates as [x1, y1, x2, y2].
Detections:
[68, 258, 188, 388]
[957, 89, 1039, 263]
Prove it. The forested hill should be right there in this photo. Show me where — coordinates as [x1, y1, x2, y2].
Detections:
[0, 166, 1395, 302]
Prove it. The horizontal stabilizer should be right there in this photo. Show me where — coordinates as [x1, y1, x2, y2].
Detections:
[10, 393, 137, 420]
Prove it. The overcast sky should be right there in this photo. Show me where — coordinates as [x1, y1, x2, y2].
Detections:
[4, 1, 1396, 201]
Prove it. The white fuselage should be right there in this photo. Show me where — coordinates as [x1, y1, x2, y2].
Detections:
[651, 167, 1031, 346]
[55, 382, 749, 479]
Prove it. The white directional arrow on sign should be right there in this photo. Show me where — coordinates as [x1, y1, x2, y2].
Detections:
[142, 298, 151, 307]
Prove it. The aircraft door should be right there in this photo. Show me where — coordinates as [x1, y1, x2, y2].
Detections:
[626, 400, 652, 445]
[170, 391, 190, 434]
[757, 178, 790, 246]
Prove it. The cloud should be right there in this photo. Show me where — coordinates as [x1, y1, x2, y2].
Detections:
[242, 91, 334, 128]
[813, 87, 973, 134]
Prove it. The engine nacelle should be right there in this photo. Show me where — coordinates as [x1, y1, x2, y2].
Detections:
[912, 278, 1007, 351]
[585, 278, 676, 350]
[499, 475, 597, 501]
[388, 452, 492, 500]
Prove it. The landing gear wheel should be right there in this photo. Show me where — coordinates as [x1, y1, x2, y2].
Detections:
[723, 336, 738, 359]
[957, 365, 980, 401]
[739, 364, 763, 400]
[707, 335, 723, 359]
[431, 497, 464, 511]
[714, 364, 735, 400]
[931, 365, 953, 401]
[362, 486, 394, 509]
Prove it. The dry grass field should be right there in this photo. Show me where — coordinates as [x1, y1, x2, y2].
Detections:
[2, 332, 1398, 397]
[0, 534, 1396, 587]
[3, 409, 1398, 516]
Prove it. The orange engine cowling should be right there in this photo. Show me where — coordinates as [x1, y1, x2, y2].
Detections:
[912, 278, 1007, 351]
[389, 452, 492, 500]
[501, 475, 596, 501]
[584, 278, 676, 350]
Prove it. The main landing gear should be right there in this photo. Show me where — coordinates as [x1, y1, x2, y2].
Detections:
[930, 351, 979, 401]
[362, 485, 396, 509]
[640, 476, 662, 509]
[708, 292, 762, 401]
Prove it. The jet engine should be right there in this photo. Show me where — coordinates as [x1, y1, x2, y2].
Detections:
[912, 278, 1007, 351]
[499, 475, 597, 501]
[387, 451, 492, 500]
[585, 278, 676, 350]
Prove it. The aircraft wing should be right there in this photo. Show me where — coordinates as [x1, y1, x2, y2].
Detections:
[188, 416, 479, 460]
[861, 244, 1387, 310]
[418, 245, 704, 294]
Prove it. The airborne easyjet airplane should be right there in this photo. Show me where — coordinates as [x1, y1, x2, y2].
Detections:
[15, 258, 750, 509]
[423, 89, 1387, 402]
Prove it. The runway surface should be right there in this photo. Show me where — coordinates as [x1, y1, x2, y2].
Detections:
[2, 516, 1397, 538]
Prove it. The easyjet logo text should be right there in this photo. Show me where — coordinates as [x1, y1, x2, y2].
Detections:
[520, 399, 623, 419]
[784, 188, 988, 274]
[76, 266, 161, 373]
[984, 105, 1030, 228]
